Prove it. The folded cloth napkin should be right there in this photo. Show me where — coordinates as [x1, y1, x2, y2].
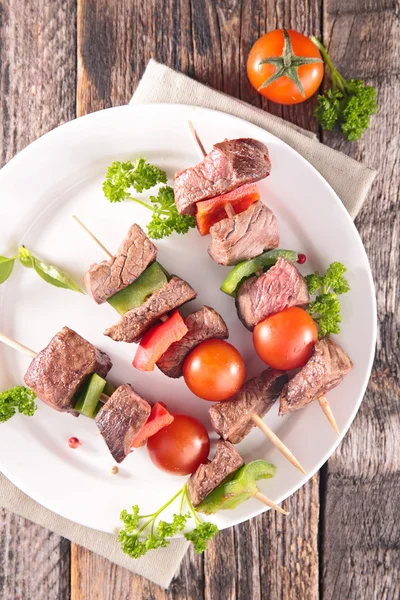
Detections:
[0, 59, 377, 590]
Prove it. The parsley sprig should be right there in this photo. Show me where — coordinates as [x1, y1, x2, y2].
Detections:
[102, 158, 195, 239]
[311, 37, 377, 141]
[305, 262, 350, 337]
[0, 386, 37, 423]
[119, 484, 218, 559]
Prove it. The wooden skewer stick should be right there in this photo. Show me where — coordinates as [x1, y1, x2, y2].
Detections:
[318, 395, 340, 436]
[186, 120, 235, 219]
[186, 122, 306, 475]
[0, 331, 37, 358]
[254, 490, 289, 516]
[72, 215, 113, 260]
[251, 414, 306, 475]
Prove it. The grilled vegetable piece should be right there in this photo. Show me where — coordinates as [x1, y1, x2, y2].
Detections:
[279, 335, 353, 415]
[104, 276, 197, 343]
[84, 223, 157, 304]
[24, 327, 112, 414]
[187, 440, 244, 508]
[74, 373, 106, 418]
[95, 384, 151, 463]
[208, 201, 279, 266]
[209, 369, 287, 444]
[236, 257, 309, 330]
[220, 249, 298, 296]
[131, 403, 174, 448]
[133, 310, 188, 371]
[196, 460, 276, 515]
[174, 138, 271, 215]
[157, 306, 228, 378]
[108, 262, 168, 315]
[195, 183, 260, 236]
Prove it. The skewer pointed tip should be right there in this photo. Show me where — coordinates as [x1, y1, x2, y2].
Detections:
[251, 413, 306, 475]
[318, 396, 340, 436]
[254, 490, 289, 516]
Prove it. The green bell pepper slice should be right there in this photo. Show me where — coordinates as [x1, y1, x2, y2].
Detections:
[220, 249, 298, 297]
[107, 262, 168, 315]
[196, 460, 277, 515]
[74, 373, 106, 418]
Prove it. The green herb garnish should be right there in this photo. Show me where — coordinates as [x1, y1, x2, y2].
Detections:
[0, 247, 83, 293]
[305, 262, 350, 337]
[311, 37, 377, 141]
[102, 158, 195, 239]
[119, 484, 218, 558]
[0, 386, 37, 423]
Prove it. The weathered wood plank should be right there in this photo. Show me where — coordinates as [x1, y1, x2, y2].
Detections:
[73, 1, 321, 599]
[0, 1, 76, 598]
[320, 3, 400, 599]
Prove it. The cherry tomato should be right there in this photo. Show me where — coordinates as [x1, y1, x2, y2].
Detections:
[183, 339, 245, 402]
[247, 29, 324, 105]
[147, 414, 210, 475]
[253, 307, 318, 370]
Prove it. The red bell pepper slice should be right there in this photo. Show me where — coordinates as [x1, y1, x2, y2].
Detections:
[131, 402, 174, 448]
[133, 310, 188, 371]
[195, 183, 260, 236]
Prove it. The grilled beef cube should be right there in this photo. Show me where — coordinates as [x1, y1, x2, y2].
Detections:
[236, 257, 309, 330]
[24, 327, 112, 414]
[156, 306, 228, 378]
[174, 138, 271, 215]
[209, 370, 287, 444]
[208, 201, 279, 266]
[279, 336, 353, 416]
[104, 276, 197, 343]
[95, 384, 151, 463]
[83, 224, 157, 304]
[187, 440, 244, 508]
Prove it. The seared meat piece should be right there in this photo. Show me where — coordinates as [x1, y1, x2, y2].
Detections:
[156, 306, 228, 378]
[279, 336, 353, 415]
[104, 276, 197, 343]
[24, 327, 112, 414]
[236, 257, 309, 330]
[174, 138, 271, 215]
[187, 440, 244, 508]
[83, 223, 157, 304]
[208, 201, 279, 266]
[210, 370, 287, 444]
[95, 384, 151, 463]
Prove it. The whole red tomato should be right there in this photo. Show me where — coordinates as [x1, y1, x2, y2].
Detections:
[147, 414, 210, 476]
[183, 339, 245, 402]
[247, 29, 324, 105]
[253, 307, 318, 370]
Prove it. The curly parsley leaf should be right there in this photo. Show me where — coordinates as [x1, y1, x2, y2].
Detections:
[103, 158, 168, 202]
[147, 186, 196, 240]
[118, 485, 218, 559]
[184, 522, 219, 554]
[103, 159, 195, 239]
[311, 37, 377, 141]
[0, 386, 37, 424]
[306, 262, 350, 337]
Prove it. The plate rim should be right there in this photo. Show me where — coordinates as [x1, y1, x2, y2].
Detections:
[0, 103, 377, 533]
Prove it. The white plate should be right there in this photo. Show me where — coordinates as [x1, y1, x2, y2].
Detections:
[0, 104, 376, 534]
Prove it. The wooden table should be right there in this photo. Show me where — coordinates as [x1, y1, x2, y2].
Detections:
[0, 1, 398, 598]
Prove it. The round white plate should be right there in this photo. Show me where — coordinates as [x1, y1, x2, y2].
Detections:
[0, 104, 376, 534]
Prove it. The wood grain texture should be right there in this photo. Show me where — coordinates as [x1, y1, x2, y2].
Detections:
[73, 1, 321, 598]
[0, 1, 76, 599]
[320, 2, 400, 599]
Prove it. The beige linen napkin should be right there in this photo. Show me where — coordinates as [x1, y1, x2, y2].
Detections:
[0, 60, 377, 590]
